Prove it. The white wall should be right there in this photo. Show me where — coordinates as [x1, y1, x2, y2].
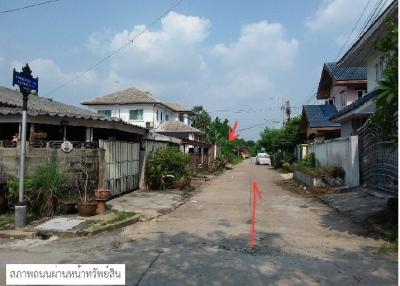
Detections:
[310, 136, 359, 187]
[367, 50, 383, 92]
[87, 104, 175, 128]
[341, 121, 352, 137]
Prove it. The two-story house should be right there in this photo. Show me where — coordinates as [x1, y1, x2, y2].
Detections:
[300, 62, 367, 140]
[81, 86, 203, 142]
[330, 0, 397, 136]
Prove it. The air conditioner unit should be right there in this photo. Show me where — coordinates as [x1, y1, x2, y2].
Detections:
[145, 121, 154, 129]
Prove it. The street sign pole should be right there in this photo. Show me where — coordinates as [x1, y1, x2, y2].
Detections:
[13, 64, 38, 228]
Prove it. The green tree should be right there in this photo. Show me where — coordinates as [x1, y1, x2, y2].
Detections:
[258, 117, 303, 153]
[191, 105, 212, 133]
[370, 19, 398, 142]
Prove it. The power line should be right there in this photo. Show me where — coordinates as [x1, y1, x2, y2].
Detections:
[334, 0, 373, 60]
[43, 0, 184, 97]
[0, 0, 60, 14]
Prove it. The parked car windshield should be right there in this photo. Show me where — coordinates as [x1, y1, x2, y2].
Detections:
[256, 153, 269, 158]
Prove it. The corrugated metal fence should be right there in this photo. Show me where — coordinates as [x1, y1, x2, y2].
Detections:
[99, 140, 140, 196]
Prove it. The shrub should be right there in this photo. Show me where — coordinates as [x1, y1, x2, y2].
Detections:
[25, 160, 65, 217]
[272, 152, 284, 169]
[301, 153, 317, 168]
[212, 155, 226, 172]
[145, 147, 190, 190]
[282, 162, 294, 173]
[5, 177, 19, 210]
[332, 166, 345, 179]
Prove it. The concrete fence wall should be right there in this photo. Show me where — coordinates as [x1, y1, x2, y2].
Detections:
[0, 144, 99, 180]
[310, 136, 359, 187]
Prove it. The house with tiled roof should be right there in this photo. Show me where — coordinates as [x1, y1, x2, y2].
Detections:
[82, 86, 194, 130]
[299, 105, 341, 140]
[317, 62, 367, 111]
[0, 86, 146, 142]
[82, 86, 211, 162]
[332, 0, 398, 137]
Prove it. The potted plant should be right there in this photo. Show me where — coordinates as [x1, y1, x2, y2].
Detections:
[58, 186, 77, 214]
[73, 161, 97, 217]
[175, 175, 187, 190]
[95, 188, 110, 214]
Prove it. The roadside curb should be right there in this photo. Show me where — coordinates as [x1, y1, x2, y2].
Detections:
[76, 214, 142, 236]
[0, 229, 35, 239]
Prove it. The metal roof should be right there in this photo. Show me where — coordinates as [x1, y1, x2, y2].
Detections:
[302, 105, 341, 128]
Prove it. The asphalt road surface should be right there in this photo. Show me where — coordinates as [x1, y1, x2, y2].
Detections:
[0, 160, 397, 285]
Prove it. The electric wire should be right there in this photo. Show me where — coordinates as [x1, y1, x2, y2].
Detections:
[0, 0, 60, 14]
[43, 0, 184, 97]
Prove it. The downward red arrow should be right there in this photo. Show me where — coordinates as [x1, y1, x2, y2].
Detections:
[229, 120, 240, 142]
[250, 181, 262, 248]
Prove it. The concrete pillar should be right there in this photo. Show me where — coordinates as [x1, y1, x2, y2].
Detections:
[200, 147, 204, 164]
[63, 126, 67, 141]
[29, 123, 35, 141]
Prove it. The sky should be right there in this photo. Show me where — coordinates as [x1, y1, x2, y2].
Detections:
[0, 0, 391, 140]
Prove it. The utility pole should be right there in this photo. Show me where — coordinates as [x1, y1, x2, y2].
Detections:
[12, 64, 38, 228]
[285, 100, 291, 122]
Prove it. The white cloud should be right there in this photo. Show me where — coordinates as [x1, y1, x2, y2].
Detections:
[11, 58, 97, 85]
[86, 11, 210, 83]
[213, 21, 298, 70]
[306, 0, 389, 33]
[3, 12, 299, 139]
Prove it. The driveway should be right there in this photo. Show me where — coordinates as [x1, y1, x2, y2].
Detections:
[0, 160, 397, 285]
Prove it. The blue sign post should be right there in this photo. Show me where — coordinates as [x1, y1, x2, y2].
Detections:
[13, 69, 38, 92]
[12, 63, 38, 228]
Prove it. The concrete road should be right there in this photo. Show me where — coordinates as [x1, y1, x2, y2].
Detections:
[0, 160, 397, 285]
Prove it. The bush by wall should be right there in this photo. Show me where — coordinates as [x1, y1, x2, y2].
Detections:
[145, 147, 191, 190]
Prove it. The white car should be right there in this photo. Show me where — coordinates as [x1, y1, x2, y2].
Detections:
[256, 153, 271, 165]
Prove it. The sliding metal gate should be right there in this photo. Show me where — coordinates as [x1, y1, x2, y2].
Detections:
[99, 140, 140, 196]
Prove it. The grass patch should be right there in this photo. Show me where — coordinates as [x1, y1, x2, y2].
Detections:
[107, 211, 136, 224]
[0, 213, 14, 230]
[379, 239, 398, 254]
[230, 156, 242, 165]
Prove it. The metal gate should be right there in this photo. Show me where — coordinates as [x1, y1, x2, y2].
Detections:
[99, 140, 140, 196]
[357, 124, 398, 195]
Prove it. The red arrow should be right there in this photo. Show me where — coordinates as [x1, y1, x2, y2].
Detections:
[228, 120, 240, 142]
[250, 180, 262, 248]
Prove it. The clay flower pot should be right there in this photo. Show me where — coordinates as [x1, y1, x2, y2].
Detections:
[175, 180, 186, 190]
[77, 201, 97, 217]
[95, 188, 111, 214]
[95, 188, 111, 200]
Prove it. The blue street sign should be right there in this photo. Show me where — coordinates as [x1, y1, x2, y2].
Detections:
[12, 69, 38, 91]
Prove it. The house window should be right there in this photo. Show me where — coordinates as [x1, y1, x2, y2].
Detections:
[327, 98, 334, 105]
[340, 90, 346, 107]
[179, 114, 184, 122]
[165, 114, 169, 121]
[129, 109, 143, 120]
[356, 90, 367, 99]
[156, 110, 159, 121]
[375, 57, 384, 80]
[98, 110, 111, 116]
[160, 112, 163, 121]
